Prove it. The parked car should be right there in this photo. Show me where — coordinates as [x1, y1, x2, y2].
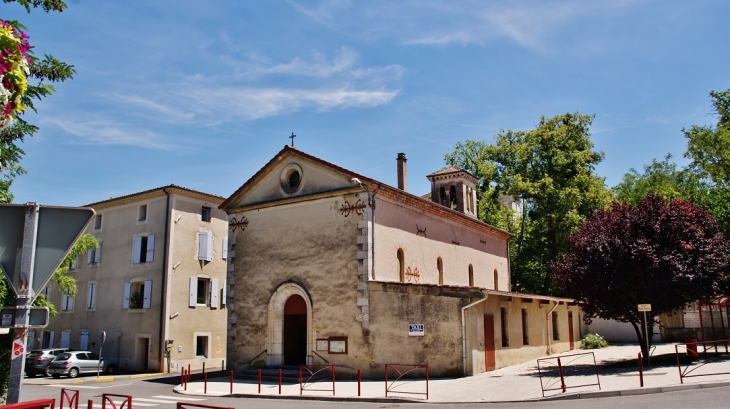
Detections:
[47, 351, 116, 378]
[25, 348, 68, 377]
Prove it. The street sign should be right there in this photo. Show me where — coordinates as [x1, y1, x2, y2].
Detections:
[638, 304, 652, 312]
[0, 204, 95, 298]
[0, 307, 49, 328]
[408, 324, 425, 336]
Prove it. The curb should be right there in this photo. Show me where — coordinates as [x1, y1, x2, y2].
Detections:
[25, 373, 167, 386]
[172, 380, 730, 404]
[541, 381, 730, 402]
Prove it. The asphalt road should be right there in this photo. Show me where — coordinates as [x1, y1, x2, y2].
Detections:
[18, 374, 730, 409]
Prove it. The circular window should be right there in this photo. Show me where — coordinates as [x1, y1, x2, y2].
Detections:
[280, 163, 303, 194]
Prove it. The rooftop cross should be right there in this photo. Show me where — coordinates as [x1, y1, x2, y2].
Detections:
[289, 132, 296, 147]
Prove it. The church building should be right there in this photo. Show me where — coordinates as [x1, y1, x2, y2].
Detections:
[221, 146, 579, 377]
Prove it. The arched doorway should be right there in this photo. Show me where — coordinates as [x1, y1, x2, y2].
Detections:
[266, 282, 312, 366]
[284, 295, 307, 365]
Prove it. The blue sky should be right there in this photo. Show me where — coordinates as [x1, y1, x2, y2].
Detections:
[5, 1, 729, 206]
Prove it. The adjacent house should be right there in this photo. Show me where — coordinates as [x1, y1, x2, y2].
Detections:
[221, 146, 579, 377]
[34, 185, 228, 373]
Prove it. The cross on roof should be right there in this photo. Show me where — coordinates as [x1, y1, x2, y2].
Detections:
[289, 132, 296, 147]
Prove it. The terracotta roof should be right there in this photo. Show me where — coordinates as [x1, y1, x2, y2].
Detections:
[427, 166, 462, 176]
[85, 184, 225, 209]
[220, 146, 511, 239]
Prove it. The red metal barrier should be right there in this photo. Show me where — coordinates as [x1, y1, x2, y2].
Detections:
[384, 364, 429, 400]
[101, 393, 132, 409]
[299, 364, 335, 396]
[675, 339, 730, 384]
[229, 370, 234, 394]
[60, 388, 79, 409]
[357, 368, 361, 397]
[257, 369, 261, 394]
[638, 352, 644, 387]
[0, 399, 55, 409]
[536, 352, 601, 397]
[86, 400, 92, 409]
[204, 372, 207, 394]
[175, 403, 234, 409]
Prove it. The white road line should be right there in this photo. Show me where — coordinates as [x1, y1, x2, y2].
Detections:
[151, 396, 204, 401]
[46, 384, 101, 389]
[134, 398, 178, 404]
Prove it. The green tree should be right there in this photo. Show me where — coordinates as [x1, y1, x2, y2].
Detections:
[612, 91, 730, 240]
[446, 112, 611, 294]
[0, 0, 74, 201]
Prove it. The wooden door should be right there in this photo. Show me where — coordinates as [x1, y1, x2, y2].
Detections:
[568, 312, 575, 350]
[484, 315, 496, 371]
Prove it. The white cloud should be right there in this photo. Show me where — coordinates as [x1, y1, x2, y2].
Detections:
[113, 47, 402, 125]
[44, 117, 178, 150]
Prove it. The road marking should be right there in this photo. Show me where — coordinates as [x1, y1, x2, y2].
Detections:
[134, 398, 179, 404]
[151, 396, 204, 401]
[47, 384, 101, 389]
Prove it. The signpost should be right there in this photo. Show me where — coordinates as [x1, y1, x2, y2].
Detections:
[638, 304, 652, 357]
[0, 203, 94, 403]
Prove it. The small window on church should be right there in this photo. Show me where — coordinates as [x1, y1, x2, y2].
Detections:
[280, 163, 304, 194]
[437, 257, 444, 285]
[450, 185, 457, 210]
[440, 187, 447, 206]
[494, 269, 499, 291]
[468, 264, 474, 287]
[397, 248, 405, 283]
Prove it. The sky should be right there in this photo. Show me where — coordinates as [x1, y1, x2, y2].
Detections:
[4, 0, 729, 206]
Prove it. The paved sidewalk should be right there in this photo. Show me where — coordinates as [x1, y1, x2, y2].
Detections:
[174, 343, 730, 403]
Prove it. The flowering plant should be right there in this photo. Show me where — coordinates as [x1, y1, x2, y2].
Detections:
[0, 20, 31, 129]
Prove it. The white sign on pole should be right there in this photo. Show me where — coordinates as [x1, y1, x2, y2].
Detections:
[638, 304, 652, 312]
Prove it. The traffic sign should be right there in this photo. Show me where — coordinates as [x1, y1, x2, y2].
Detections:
[638, 304, 652, 312]
[0, 204, 94, 298]
[0, 307, 49, 327]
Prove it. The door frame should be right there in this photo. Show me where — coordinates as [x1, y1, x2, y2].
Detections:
[484, 315, 496, 371]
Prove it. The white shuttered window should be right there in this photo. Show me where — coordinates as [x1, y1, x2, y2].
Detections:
[198, 232, 213, 261]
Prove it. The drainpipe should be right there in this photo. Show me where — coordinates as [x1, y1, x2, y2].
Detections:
[546, 301, 559, 355]
[461, 295, 488, 376]
[158, 188, 172, 372]
[367, 184, 381, 280]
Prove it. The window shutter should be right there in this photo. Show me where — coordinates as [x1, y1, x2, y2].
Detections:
[48, 331, 54, 348]
[222, 238, 228, 259]
[68, 296, 74, 311]
[132, 236, 142, 263]
[94, 241, 102, 263]
[221, 281, 227, 306]
[198, 232, 213, 261]
[61, 294, 68, 310]
[146, 234, 155, 262]
[143, 280, 152, 309]
[71, 258, 78, 270]
[123, 282, 131, 309]
[189, 277, 197, 307]
[87, 283, 96, 309]
[87, 250, 93, 264]
[210, 279, 219, 308]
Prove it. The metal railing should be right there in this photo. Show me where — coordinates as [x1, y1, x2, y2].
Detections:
[299, 364, 335, 396]
[384, 364, 429, 400]
[536, 352, 601, 397]
[675, 339, 730, 383]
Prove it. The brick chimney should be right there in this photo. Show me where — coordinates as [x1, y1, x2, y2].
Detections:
[396, 153, 407, 191]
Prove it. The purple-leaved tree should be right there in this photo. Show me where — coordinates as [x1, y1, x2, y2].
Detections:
[552, 194, 730, 361]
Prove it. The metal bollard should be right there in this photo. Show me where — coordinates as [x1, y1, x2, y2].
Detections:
[638, 352, 644, 387]
[258, 369, 262, 394]
[230, 370, 234, 394]
[357, 368, 361, 397]
[279, 369, 282, 395]
[204, 371, 207, 394]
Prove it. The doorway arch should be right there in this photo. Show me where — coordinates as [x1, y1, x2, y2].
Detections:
[266, 282, 312, 366]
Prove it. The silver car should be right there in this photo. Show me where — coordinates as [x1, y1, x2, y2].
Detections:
[47, 351, 116, 378]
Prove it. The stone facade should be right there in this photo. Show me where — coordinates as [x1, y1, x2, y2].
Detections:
[36, 185, 228, 373]
[222, 146, 579, 377]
